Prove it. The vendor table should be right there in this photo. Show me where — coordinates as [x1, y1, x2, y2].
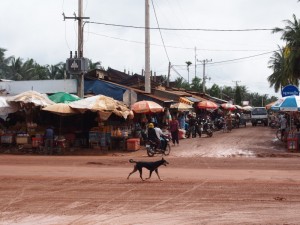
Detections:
[110, 136, 127, 150]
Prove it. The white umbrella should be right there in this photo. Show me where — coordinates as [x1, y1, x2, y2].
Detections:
[69, 95, 132, 120]
[242, 106, 253, 111]
[8, 90, 54, 107]
[0, 96, 20, 120]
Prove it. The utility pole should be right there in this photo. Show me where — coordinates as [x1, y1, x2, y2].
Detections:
[145, 0, 151, 93]
[194, 47, 197, 79]
[63, 0, 89, 98]
[232, 80, 241, 87]
[167, 61, 171, 88]
[197, 59, 212, 93]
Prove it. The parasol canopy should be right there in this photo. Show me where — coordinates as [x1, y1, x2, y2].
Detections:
[221, 103, 236, 111]
[0, 96, 20, 120]
[170, 102, 193, 111]
[242, 105, 253, 111]
[42, 103, 78, 115]
[48, 92, 80, 103]
[270, 95, 300, 112]
[8, 90, 54, 107]
[69, 95, 132, 120]
[131, 100, 164, 113]
[234, 105, 243, 110]
[265, 101, 276, 110]
[197, 100, 218, 110]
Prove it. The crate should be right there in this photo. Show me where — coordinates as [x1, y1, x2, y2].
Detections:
[16, 136, 29, 145]
[1, 135, 14, 144]
[127, 138, 140, 151]
[32, 137, 43, 148]
[287, 138, 298, 152]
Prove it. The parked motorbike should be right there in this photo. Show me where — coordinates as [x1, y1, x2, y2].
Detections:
[200, 119, 213, 137]
[214, 117, 225, 131]
[146, 135, 171, 157]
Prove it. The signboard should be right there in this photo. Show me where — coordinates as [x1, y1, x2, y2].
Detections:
[281, 85, 299, 97]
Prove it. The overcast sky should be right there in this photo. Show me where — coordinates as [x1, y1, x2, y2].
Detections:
[1, 0, 299, 97]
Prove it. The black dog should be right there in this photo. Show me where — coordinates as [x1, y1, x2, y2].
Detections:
[127, 158, 169, 181]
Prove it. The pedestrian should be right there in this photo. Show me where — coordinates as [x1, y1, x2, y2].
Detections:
[44, 126, 54, 155]
[169, 116, 179, 146]
[280, 115, 287, 140]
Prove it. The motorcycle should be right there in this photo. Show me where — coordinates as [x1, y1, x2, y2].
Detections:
[146, 135, 171, 157]
[199, 119, 213, 137]
[214, 117, 225, 131]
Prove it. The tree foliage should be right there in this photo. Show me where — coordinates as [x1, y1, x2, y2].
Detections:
[269, 14, 300, 92]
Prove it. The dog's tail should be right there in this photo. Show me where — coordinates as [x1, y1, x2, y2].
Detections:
[129, 159, 136, 163]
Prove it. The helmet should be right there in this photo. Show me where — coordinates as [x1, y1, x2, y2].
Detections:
[148, 123, 154, 128]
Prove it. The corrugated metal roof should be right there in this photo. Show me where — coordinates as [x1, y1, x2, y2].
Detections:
[186, 96, 201, 102]
[159, 89, 192, 96]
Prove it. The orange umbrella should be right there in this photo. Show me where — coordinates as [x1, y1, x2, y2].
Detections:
[197, 100, 218, 110]
[131, 100, 164, 113]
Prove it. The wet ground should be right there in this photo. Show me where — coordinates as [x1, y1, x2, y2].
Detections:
[0, 125, 300, 224]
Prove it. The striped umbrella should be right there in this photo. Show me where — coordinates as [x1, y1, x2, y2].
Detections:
[131, 100, 164, 113]
[197, 100, 218, 110]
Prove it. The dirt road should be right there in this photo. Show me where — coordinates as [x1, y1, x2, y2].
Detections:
[1, 126, 300, 225]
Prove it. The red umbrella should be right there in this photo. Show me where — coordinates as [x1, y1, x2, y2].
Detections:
[131, 100, 164, 113]
[221, 103, 236, 111]
[197, 100, 218, 110]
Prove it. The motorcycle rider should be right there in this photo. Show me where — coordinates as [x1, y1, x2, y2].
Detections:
[147, 123, 161, 149]
[154, 123, 166, 150]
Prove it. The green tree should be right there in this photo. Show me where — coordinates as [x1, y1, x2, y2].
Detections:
[185, 61, 192, 84]
[88, 60, 103, 70]
[190, 76, 201, 92]
[174, 76, 190, 90]
[267, 47, 296, 92]
[234, 86, 242, 105]
[272, 14, 300, 82]
[208, 84, 221, 98]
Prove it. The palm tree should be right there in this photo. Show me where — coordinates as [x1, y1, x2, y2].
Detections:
[185, 61, 192, 84]
[88, 60, 103, 71]
[273, 14, 300, 79]
[0, 48, 13, 79]
[267, 46, 297, 92]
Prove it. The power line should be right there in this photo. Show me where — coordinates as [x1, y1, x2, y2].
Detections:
[204, 51, 275, 65]
[151, 0, 170, 62]
[87, 21, 274, 32]
[86, 31, 273, 52]
[172, 50, 275, 67]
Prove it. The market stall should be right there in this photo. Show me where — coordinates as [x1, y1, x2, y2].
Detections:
[69, 95, 134, 151]
[1, 91, 55, 150]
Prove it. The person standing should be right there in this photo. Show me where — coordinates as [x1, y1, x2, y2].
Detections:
[44, 126, 54, 155]
[169, 116, 179, 146]
[280, 115, 287, 140]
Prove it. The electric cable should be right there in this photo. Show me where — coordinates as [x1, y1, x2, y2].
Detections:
[87, 21, 274, 32]
[151, 0, 171, 62]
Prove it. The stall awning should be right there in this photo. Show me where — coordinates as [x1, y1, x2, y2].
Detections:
[179, 97, 193, 105]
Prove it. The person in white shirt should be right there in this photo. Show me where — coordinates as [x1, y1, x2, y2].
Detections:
[154, 123, 166, 150]
[280, 115, 287, 140]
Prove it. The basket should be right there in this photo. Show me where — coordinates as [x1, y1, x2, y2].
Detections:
[127, 138, 140, 151]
